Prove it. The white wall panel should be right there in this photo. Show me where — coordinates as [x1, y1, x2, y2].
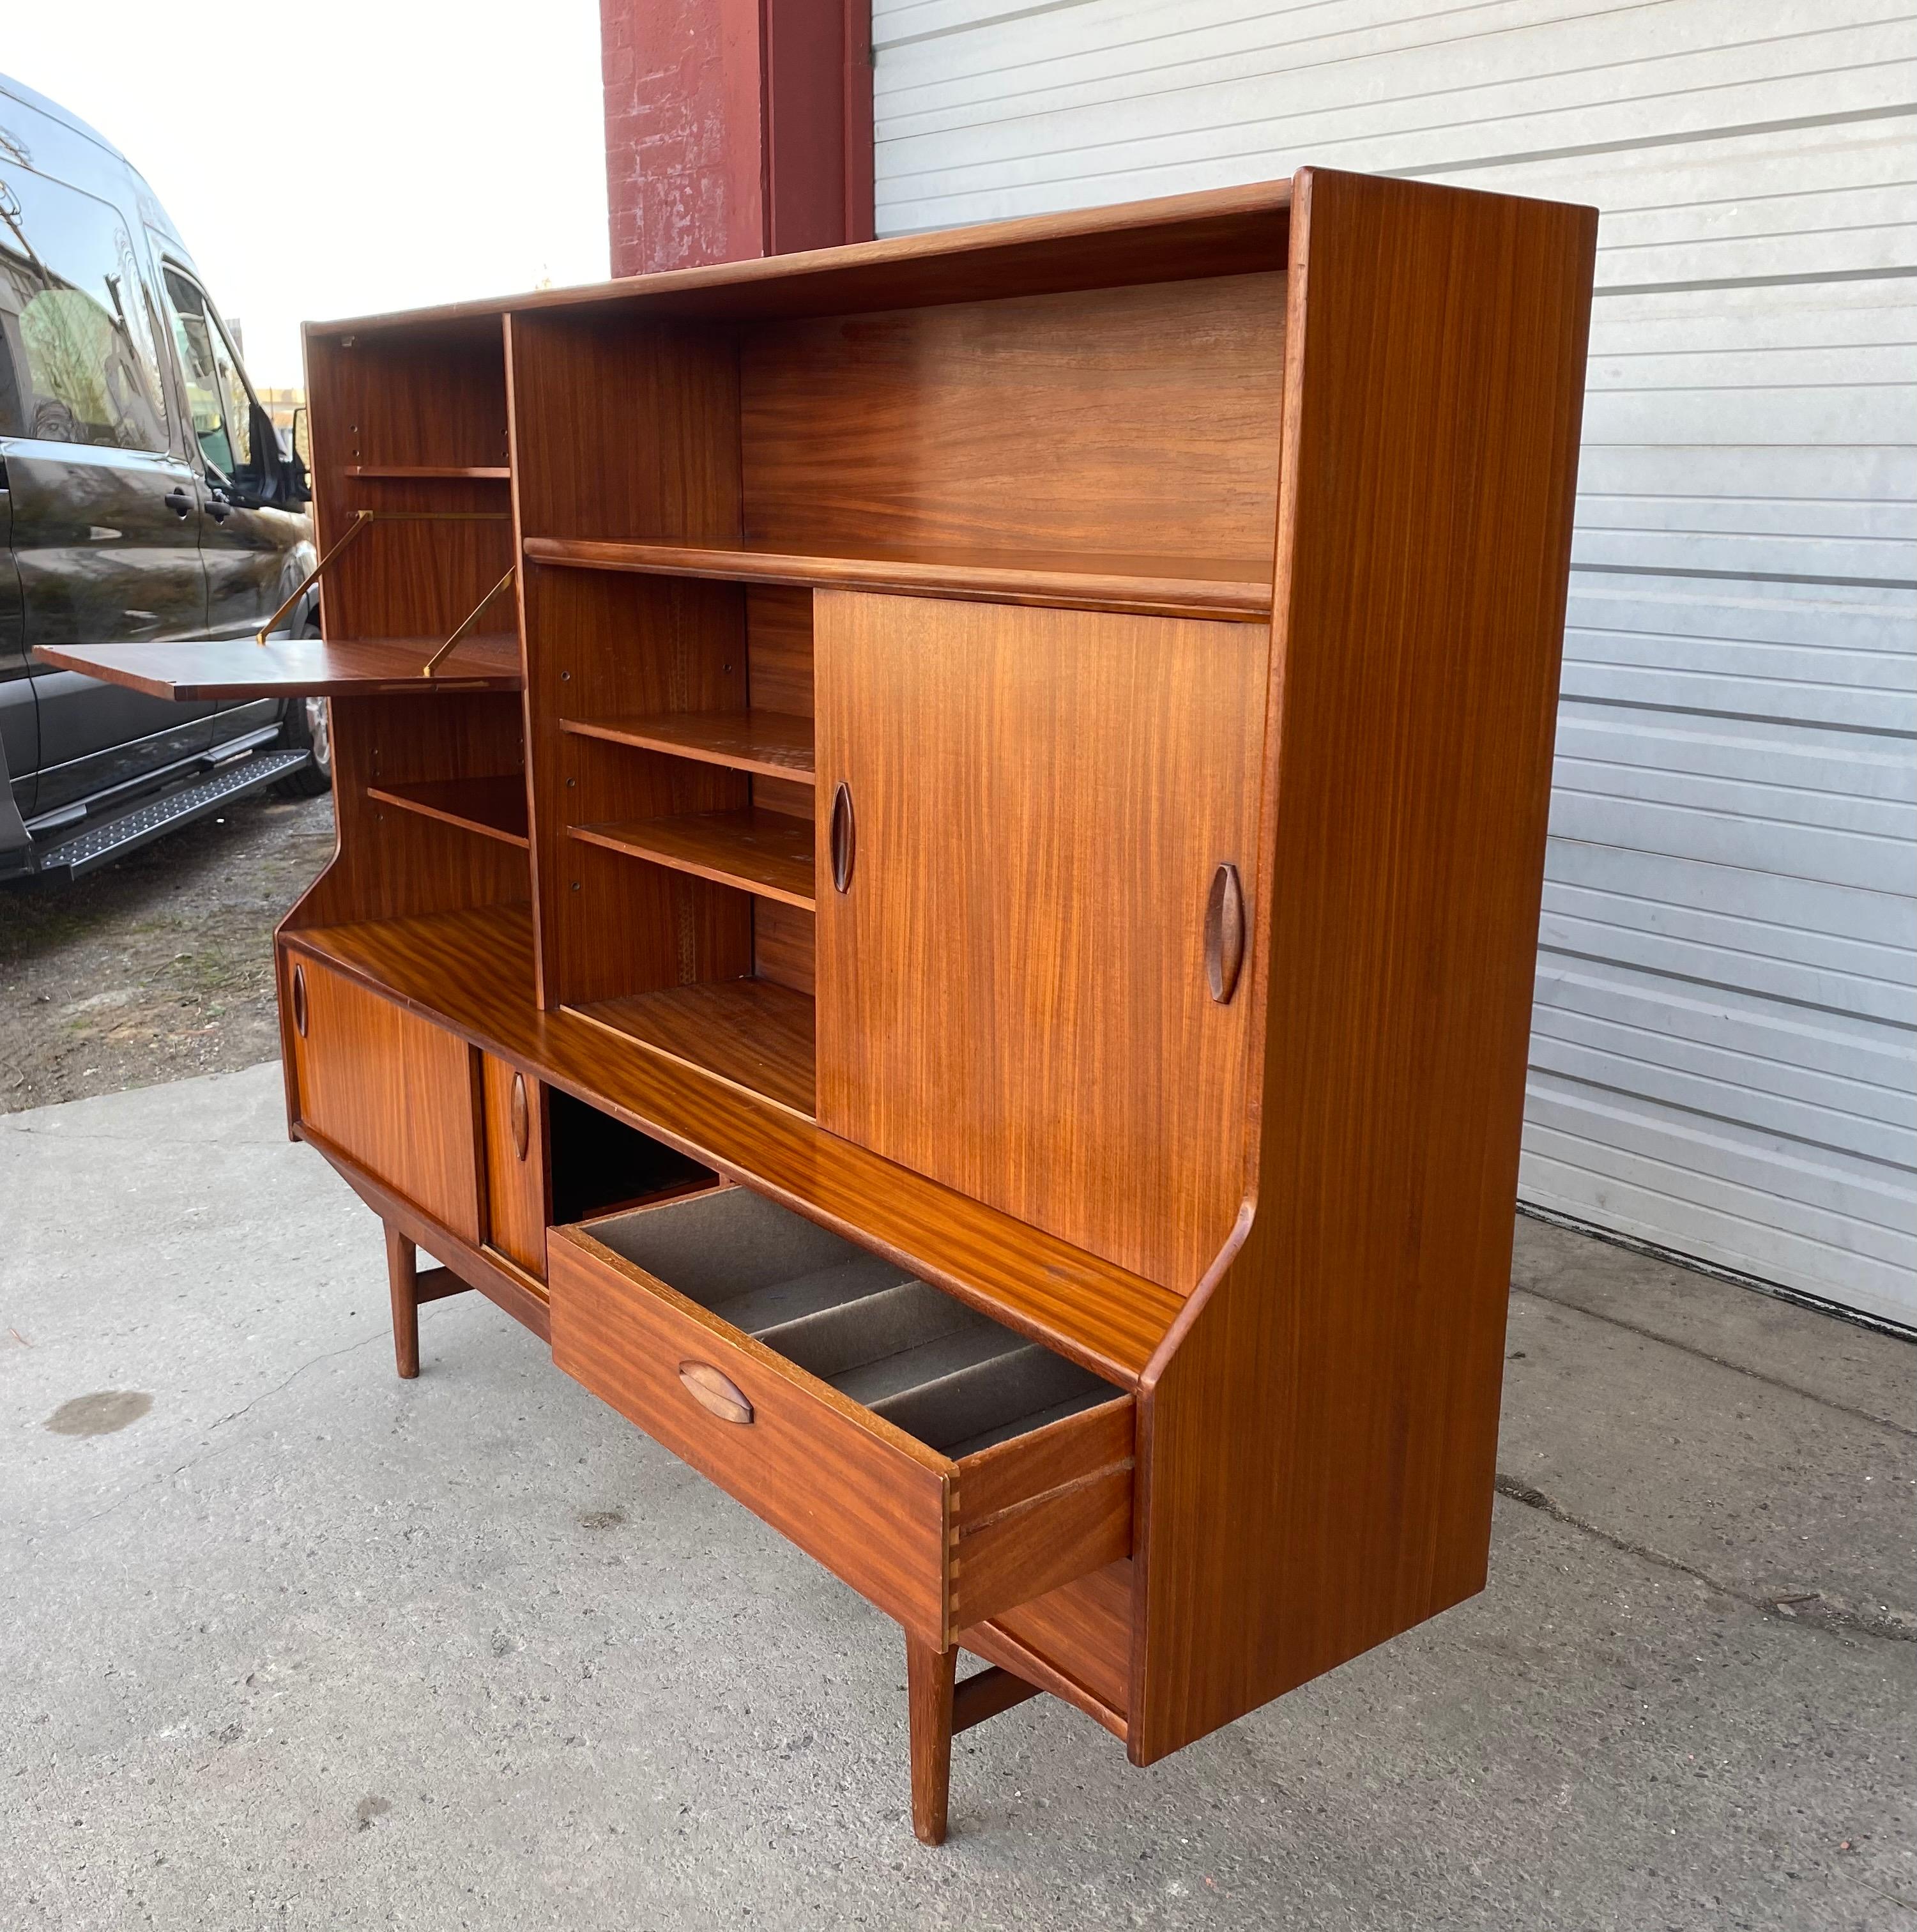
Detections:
[874, 0, 1917, 1324]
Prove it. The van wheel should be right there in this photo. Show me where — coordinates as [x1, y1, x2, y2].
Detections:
[274, 622, 333, 797]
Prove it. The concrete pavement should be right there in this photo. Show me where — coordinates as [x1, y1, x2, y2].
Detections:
[2, 1061, 1911, 1930]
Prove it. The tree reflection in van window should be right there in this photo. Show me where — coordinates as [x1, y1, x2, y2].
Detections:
[0, 167, 169, 452]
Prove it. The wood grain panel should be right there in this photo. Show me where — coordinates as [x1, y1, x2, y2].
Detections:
[327, 492, 514, 641]
[563, 709, 814, 780]
[279, 905, 1182, 1380]
[366, 775, 529, 847]
[975, 1560, 1134, 1721]
[345, 465, 510, 481]
[748, 774, 813, 822]
[549, 1228, 954, 1648]
[745, 586, 814, 717]
[815, 593, 1267, 1291]
[505, 310, 742, 543]
[950, 1464, 1132, 1632]
[573, 978, 816, 1117]
[35, 634, 521, 700]
[740, 275, 1284, 566]
[957, 1618, 1126, 1742]
[482, 1054, 548, 1275]
[290, 956, 482, 1243]
[752, 900, 816, 996]
[956, 1395, 1133, 1525]
[308, 321, 509, 473]
[572, 806, 815, 910]
[1131, 169, 1599, 1763]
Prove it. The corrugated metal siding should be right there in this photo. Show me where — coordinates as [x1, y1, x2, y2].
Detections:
[872, 0, 1917, 1326]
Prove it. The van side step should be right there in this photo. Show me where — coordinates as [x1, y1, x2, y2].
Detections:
[29, 749, 312, 878]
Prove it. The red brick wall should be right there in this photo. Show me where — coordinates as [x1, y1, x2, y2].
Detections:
[600, 0, 872, 277]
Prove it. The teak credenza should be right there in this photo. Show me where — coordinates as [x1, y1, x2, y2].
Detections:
[46, 171, 1598, 1844]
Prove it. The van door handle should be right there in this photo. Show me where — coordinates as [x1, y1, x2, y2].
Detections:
[205, 495, 233, 523]
[164, 487, 192, 518]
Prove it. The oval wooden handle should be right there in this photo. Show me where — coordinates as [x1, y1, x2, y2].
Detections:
[291, 962, 309, 1038]
[678, 1360, 754, 1426]
[829, 780, 855, 893]
[1204, 862, 1246, 1004]
[510, 1072, 530, 1161]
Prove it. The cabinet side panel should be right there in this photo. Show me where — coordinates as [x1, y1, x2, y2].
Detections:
[1134, 172, 1598, 1760]
[815, 593, 1265, 1292]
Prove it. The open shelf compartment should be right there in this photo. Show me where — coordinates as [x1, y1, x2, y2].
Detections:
[367, 774, 530, 847]
[570, 807, 814, 910]
[508, 272, 1284, 629]
[570, 977, 816, 1117]
[562, 709, 814, 781]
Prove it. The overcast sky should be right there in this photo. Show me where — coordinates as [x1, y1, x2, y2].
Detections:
[4, 0, 611, 388]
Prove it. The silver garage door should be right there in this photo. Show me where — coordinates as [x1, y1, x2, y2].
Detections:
[871, 0, 1917, 1326]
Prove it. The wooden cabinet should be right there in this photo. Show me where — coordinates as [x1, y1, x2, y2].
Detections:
[288, 956, 482, 1244]
[815, 592, 1266, 1290]
[60, 171, 1597, 1847]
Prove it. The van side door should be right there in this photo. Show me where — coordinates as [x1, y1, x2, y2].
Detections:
[0, 162, 215, 818]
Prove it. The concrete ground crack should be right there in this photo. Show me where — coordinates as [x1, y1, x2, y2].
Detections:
[1494, 1473, 1916, 1644]
[1509, 1283, 1916, 1439]
[45, 1329, 388, 1546]
[206, 1330, 386, 1432]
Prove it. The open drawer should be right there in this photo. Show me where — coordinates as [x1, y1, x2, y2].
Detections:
[548, 1186, 1134, 1650]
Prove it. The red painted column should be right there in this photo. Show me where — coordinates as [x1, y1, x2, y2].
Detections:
[600, 0, 874, 278]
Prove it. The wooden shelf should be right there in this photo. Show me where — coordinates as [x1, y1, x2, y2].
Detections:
[31, 633, 522, 700]
[572, 978, 816, 1117]
[366, 775, 530, 847]
[346, 464, 510, 480]
[523, 535, 1272, 623]
[562, 709, 814, 781]
[571, 808, 814, 910]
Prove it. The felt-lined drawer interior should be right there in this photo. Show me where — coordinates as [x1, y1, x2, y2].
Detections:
[549, 1184, 1134, 1646]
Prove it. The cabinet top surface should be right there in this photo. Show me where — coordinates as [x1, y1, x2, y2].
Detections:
[304, 179, 1298, 339]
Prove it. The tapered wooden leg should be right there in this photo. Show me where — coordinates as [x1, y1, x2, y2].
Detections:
[905, 1634, 956, 1846]
[385, 1225, 420, 1380]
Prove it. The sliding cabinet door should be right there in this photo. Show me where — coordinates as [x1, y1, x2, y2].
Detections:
[814, 591, 1267, 1291]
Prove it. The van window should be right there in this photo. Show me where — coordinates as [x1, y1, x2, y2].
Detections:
[160, 265, 260, 486]
[0, 167, 170, 451]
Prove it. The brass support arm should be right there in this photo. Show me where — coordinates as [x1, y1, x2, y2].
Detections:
[256, 510, 513, 646]
[422, 566, 517, 677]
